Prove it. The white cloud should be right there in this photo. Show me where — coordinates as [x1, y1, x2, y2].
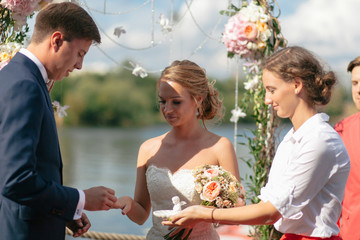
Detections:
[279, 0, 360, 81]
[81, 0, 359, 85]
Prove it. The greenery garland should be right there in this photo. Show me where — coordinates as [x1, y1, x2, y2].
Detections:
[221, 0, 286, 239]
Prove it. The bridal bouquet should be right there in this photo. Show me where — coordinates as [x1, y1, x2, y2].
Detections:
[164, 165, 246, 240]
[193, 165, 246, 208]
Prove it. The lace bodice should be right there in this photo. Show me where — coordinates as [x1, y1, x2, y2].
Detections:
[146, 165, 219, 240]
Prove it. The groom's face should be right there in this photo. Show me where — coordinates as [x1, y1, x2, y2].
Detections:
[48, 36, 92, 81]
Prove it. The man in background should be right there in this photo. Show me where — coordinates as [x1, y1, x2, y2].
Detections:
[0, 2, 117, 240]
[334, 56, 360, 240]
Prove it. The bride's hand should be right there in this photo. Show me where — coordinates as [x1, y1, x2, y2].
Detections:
[162, 205, 210, 228]
[112, 196, 133, 215]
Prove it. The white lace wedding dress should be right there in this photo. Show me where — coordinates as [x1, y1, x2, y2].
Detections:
[146, 165, 220, 240]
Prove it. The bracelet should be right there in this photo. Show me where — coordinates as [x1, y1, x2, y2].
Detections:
[211, 208, 216, 222]
[211, 208, 219, 227]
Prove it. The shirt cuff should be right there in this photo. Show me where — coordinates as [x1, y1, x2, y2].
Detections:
[73, 189, 85, 220]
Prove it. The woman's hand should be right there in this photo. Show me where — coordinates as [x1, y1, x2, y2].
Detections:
[162, 205, 211, 228]
[112, 196, 133, 215]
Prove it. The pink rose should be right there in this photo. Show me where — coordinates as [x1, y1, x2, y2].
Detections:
[222, 12, 254, 56]
[204, 168, 219, 179]
[201, 181, 221, 202]
[1, 0, 40, 16]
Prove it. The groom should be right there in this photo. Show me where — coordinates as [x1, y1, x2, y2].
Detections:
[0, 2, 117, 240]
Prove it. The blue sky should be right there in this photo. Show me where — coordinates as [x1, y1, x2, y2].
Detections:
[41, 0, 360, 87]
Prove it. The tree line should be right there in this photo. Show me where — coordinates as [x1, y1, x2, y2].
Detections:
[50, 67, 350, 127]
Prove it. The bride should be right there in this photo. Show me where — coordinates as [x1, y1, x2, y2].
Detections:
[113, 60, 242, 239]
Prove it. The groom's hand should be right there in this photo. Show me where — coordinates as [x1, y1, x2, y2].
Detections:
[83, 186, 117, 211]
[66, 212, 91, 237]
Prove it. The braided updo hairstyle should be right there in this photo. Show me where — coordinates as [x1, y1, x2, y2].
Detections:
[158, 60, 223, 124]
[263, 46, 336, 105]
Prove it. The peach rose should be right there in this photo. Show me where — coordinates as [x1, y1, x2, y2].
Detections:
[244, 22, 258, 41]
[201, 181, 221, 202]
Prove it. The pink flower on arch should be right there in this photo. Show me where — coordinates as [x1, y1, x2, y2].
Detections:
[222, 12, 258, 57]
[1, 0, 40, 17]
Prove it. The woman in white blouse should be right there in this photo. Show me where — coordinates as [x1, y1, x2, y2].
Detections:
[163, 46, 350, 240]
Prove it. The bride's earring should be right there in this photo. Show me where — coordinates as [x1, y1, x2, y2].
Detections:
[196, 108, 199, 117]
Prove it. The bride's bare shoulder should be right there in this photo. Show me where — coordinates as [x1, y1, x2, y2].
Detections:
[139, 133, 167, 153]
[137, 133, 168, 166]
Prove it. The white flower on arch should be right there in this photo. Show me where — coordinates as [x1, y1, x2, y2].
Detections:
[230, 107, 246, 123]
[244, 75, 259, 90]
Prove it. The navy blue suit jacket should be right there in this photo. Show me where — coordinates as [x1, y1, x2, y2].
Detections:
[0, 53, 79, 240]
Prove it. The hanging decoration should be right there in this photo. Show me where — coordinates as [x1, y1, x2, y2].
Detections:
[129, 61, 148, 78]
[158, 14, 173, 33]
[113, 26, 126, 38]
[78, 0, 228, 77]
[221, 0, 286, 239]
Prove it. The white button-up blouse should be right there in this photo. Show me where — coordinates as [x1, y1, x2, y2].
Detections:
[259, 113, 350, 237]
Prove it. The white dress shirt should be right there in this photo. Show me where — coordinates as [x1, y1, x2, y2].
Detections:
[19, 49, 85, 220]
[259, 113, 350, 237]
